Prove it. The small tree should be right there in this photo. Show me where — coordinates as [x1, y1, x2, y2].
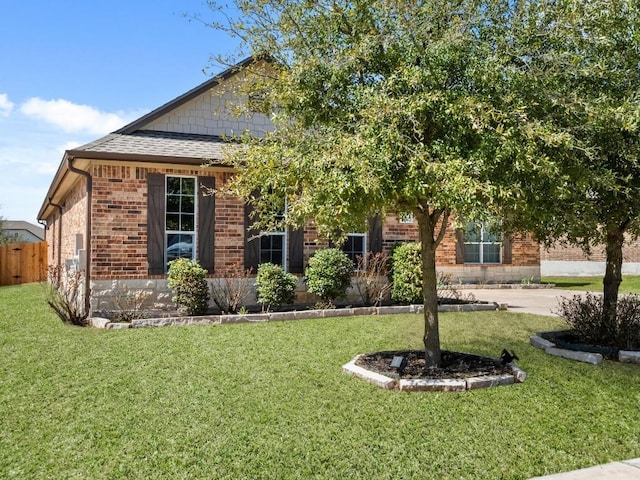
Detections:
[256, 262, 297, 311]
[167, 258, 210, 316]
[208, 0, 542, 365]
[304, 248, 353, 308]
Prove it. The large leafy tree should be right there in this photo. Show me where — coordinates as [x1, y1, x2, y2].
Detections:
[494, 0, 640, 331]
[207, 0, 546, 366]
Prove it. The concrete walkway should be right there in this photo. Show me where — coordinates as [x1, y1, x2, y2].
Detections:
[528, 458, 640, 479]
[466, 287, 639, 480]
[463, 287, 582, 317]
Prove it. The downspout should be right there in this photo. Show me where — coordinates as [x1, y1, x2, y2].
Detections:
[67, 157, 92, 316]
[48, 199, 64, 266]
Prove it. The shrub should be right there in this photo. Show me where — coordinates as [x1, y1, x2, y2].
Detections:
[45, 264, 89, 326]
[210, 263, 253, 314]
[390, 242, 423, 304]
[111, 282, 151, 322]
[167, 258, 210, 316]
[304, 248, 354, 307]
[256, 263, 298, 311]
[354, 252, 391, 306]
[556, 293, 640, 350]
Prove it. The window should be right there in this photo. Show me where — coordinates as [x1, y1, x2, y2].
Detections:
[463, 222, 501, 264]
[341, 233, 367, 266]
[165, 176, 196, 266]
[399, 212, 414, 224]
[260, 202, 287, 268]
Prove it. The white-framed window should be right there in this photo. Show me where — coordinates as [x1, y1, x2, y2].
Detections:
[341, 233, 367, 267]
[260, 202, 287, 269]
[399, 212, 414, 224]
[165, 176, 197, 266]
[463, 222, 501, 264]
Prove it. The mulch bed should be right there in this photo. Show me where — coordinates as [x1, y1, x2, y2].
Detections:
[355, 350, 509, 380]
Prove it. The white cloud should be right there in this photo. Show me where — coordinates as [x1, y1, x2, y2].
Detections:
[0, 93, 14, 117]
[20, 97, 138, 135]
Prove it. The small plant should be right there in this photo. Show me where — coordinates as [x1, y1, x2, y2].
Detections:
[210, 262, 253, 314]
[354, 252, 391, 306]
[167, 258, 210, 316]
[390, 242, 422, 304]
[556, 293, 640, 350]
[520, 276, 535, 285]
[111, 282, 151, 322]
[45, 264, 89, 326]
[256, 262, 297, 311]
[304, 248, 354, 307]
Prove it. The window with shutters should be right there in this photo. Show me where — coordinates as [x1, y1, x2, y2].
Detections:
[165, 176, 197, 266]
[463, 221, 502, 264]
[259, 202, 287, 269]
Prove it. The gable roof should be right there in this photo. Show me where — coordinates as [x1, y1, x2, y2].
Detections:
[38, 56, 263, 221]
[115, 55, 264, 134]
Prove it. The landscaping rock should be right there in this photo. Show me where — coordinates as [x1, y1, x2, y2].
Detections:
[89, 317, 110, 329]
[530, 335, 555, 350]
[106, 322, 131, 330]
[509, 363, 528, 383]
[545, 347, 603, 365]
[619, 350, 640, 364]
[465, 374, 514, 390]
[342, 357, 397, 390]
[399, 378, 467, 392]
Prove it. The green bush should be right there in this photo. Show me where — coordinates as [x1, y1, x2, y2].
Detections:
[556, 293, 640, 350]
[256, 263, 298, 311]
[304, 248, 354, 306]
[391, 242, 423, 304]
[167, 258, 210, 315]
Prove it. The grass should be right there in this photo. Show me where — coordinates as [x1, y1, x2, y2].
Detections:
[542, 275, 640, 293]
[2, 284, 640, 479]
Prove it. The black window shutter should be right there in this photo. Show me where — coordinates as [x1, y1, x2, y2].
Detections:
[147, 173, 165, 275]
[288, 227, 304, 273]
[455, 229, 465, 264]
[198, 176, 215, 273]
[244, 202, 260, 272]
[502, 236, 513, 264]
[368, 215, 383, 254]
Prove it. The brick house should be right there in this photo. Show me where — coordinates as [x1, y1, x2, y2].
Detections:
[37, 57, 540, 316]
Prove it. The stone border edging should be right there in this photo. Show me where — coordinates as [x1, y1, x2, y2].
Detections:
[342, 354, 527, 392]
[530, 331, 640, 365]
[89, 301, 499, 330]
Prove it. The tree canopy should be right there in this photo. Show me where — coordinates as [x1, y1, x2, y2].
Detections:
[205, 0, 640, 363]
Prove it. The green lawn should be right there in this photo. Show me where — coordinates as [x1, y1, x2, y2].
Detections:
[2, 284, 639, 479]
[542, 275, 640, 293]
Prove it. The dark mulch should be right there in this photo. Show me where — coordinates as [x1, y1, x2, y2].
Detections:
[355, 350, 509, 380]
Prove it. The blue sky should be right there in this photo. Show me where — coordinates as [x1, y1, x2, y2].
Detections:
[0, 0, 240, 223]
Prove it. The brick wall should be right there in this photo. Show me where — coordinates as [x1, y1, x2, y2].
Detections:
[45, 177, 89, 269]
[542, 240, 640, 263]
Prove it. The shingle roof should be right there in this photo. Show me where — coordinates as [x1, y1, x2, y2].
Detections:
[69, 130, 237, 162]
[3, 221, 45, 240]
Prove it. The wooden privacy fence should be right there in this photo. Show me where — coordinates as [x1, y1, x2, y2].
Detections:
[0, 241, 48, 286]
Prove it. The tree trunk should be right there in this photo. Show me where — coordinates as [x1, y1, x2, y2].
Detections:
[421, 234, 440, 366]
[603, 225, 625, 331]
[416, 210, 446, 367]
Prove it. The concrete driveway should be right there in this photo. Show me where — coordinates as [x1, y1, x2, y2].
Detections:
[462, 288, 586, 317]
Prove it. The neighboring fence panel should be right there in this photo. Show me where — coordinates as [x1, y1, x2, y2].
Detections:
[0, 241, 48, 286]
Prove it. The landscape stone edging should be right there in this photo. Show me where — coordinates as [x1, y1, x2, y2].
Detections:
[341, 354, 526, 392]
[89, 301, 499, 330]
[530, 331, 640, 365]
